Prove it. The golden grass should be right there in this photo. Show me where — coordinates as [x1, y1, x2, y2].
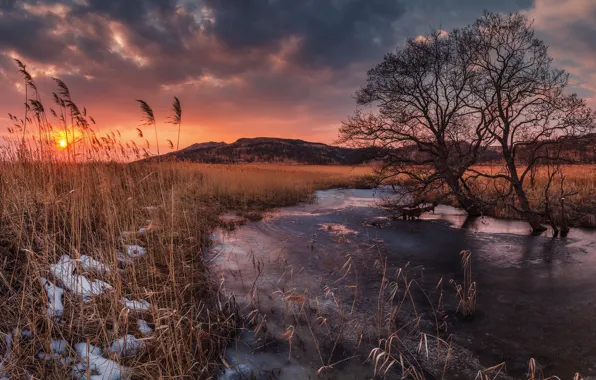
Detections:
[0, 161, 369, 379]
[389, 164, 596, 227]
[466, 165, 596, 227]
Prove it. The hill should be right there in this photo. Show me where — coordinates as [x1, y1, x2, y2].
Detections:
[153, 137, 379, 165]
[147, 134, 596, 165]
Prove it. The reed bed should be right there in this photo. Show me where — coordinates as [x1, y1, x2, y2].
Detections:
[388, 165, 596, 228]
[0, 160, 366, 379]
[468, 165, 596, 227]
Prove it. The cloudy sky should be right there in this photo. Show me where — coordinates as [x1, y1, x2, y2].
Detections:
[0, 0, 593, 151]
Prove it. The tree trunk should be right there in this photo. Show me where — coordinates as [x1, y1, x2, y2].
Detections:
[444, 173, 482, 216]
[519, 196, 546, 235]
[545, 202, 559, 238]
[457, 196, 482, 217]
[560, 198, 569, 237]
[506, 160, 546, 234]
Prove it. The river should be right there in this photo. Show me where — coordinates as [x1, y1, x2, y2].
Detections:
[209, 188, 596, 379]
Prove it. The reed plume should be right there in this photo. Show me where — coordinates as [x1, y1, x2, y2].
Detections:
[15, 59, 36, 147]
[137, 99, 160, 158]
[167, 96, 182, 151]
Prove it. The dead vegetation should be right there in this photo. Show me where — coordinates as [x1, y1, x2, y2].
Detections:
[0, 160, 368, 379]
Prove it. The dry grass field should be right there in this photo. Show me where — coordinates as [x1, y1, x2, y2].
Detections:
[0, 161, 369, 379]
[386, 164, 596, 228]
[466, 165, 596, 227]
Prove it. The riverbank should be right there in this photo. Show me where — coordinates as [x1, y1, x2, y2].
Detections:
[389, 164, 596, 229]
[0, 163, 368, 379]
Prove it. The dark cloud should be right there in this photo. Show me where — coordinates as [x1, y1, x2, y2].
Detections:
[0, 0, 17, 11]
[71, 0, 196, 55]
[2, 0, 568, 147]
[0, 7, 68, 62]
[204, 0, 406, 68]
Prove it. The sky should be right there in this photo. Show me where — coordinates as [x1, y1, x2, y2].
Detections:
[0, 0, 594, 152]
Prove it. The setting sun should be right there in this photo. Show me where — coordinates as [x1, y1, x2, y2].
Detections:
[58, 139, 67, 149]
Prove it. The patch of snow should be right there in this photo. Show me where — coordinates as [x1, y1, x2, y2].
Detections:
[108, 335, 145, 358]
[40, 277, 65, 317]
[210, 234, 250, 258]
[71, 361, 87, 379]
[37, 339, 73, 364]
[73, 342, 128, 380]
[121, 298, 151, 312]
[137, 320, 153, 336]
[124, 245, 146, 257]
[1, 328, 34, 379]
[210, 231, 224, 246]
[51, 338, 68, 355]
[50, 255, 113, 301]
[80, 255, 111, 274]
[4, 332, 12, 351]
[118, 245, 147, 262]
[4, 328, 33, 351]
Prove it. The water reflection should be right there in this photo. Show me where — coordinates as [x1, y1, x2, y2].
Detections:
[211, 188, 596, 379]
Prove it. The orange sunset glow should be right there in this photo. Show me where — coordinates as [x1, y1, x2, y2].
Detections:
[0, 0, 594, 154]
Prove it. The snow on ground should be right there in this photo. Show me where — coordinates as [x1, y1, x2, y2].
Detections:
[33, 338, 144, 379]
[121, 298, 151, 312]
[73, 342, 128, 380]
[15, 224, 153, 378]
[50, 255, 113, 301]
[80, 255, 111, 274]
[108, 335, 145, 358]
[39, 277, 65, 318]
[136, 320, 153, 336]
[37, 339, 73, 364]
[118, 245, 147, 262]
[1, 329, 34, 379]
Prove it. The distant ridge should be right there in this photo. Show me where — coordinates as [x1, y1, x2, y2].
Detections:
[149, 137, 379, 165]
[144, 133, 596, 165]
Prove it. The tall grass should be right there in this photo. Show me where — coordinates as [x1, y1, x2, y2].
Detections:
[0, 160, 366, 379]
[450, 250, 476, 319]
[167, 97, 182, 151]
[388, 165, 596, 228]
[459, 165, 596, 228]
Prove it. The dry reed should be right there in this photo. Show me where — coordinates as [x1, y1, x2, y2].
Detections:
[0, 160, 366, 379]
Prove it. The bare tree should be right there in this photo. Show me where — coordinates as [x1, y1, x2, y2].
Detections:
[339, 30, 492, 215]
[464, 12, 593, 233]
